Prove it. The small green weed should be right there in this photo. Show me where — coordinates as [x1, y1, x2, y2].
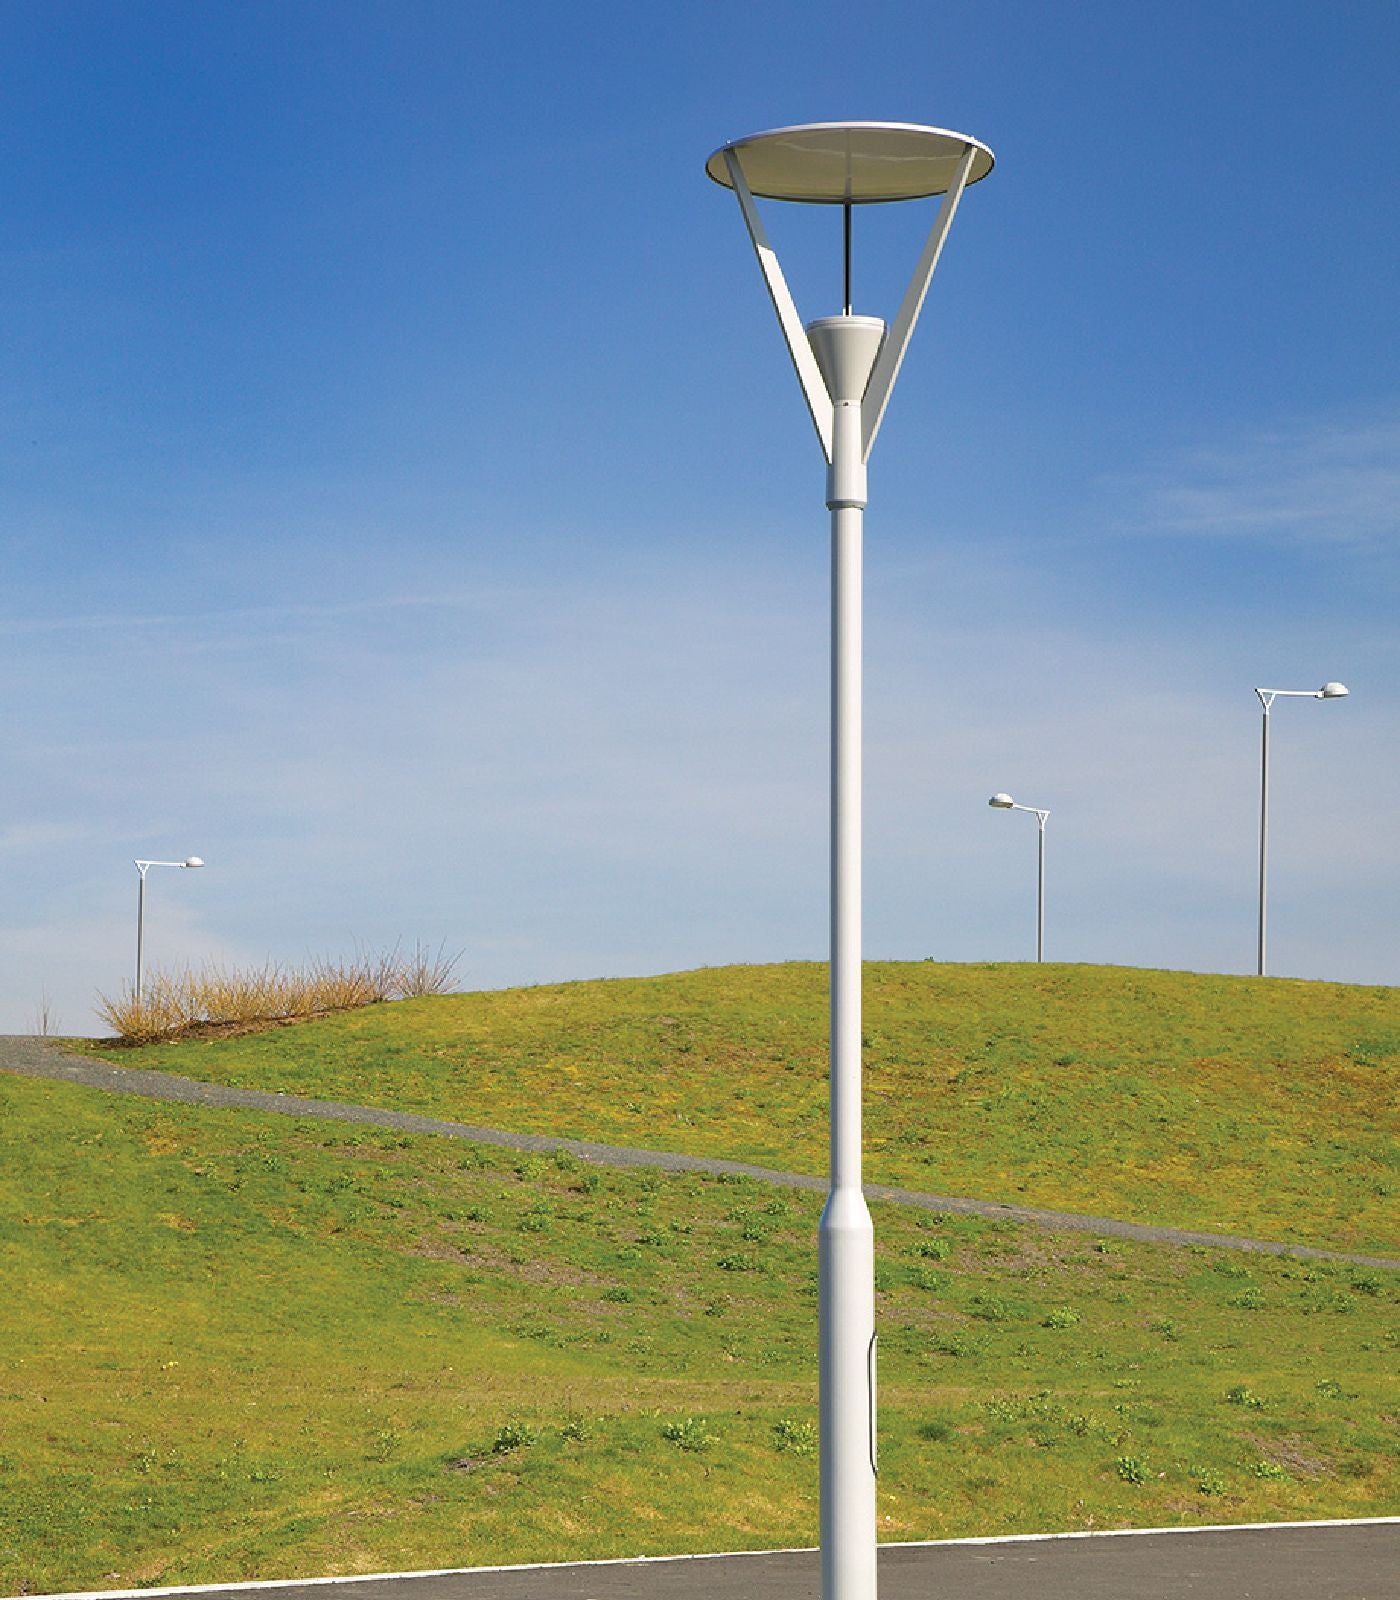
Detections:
[660, 1416, 713, 1453]
[1191, 1465, 1226, 1496]
[772, 1418, 816, 1455]
[716, 1252, 758, 1272]
[492, 1421, 536, 1454]
[969, 1293, 1015, 1323]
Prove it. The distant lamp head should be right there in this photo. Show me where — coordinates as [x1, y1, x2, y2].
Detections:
[1318, 682, 1349, 699]
[988, 793, 1015, 809]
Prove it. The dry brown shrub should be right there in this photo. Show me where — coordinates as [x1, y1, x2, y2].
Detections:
[392, 940, 461, 998]
[96, 943, 460, 1043]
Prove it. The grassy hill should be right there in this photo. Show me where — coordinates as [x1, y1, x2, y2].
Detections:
[86, 962, 1400, 1257]
[2, 1065, 1395, 1592]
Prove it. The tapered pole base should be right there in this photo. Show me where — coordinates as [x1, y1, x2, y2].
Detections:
[820, 1186, 877, 1600]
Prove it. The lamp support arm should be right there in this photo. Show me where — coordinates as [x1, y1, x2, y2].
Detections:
[1009, 803, 1050, 826]
[860, 141, 976, 460]
[724, 151, 835, 461]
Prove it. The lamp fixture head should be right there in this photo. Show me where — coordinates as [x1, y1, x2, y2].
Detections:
[1318, 682, 1349, 699]
[705, 122, 995, 204]
[988, 793, 1015, 809]
[183, 857, 205, 868]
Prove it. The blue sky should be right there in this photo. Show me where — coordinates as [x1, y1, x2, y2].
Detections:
[2, 0, 1396, 1034]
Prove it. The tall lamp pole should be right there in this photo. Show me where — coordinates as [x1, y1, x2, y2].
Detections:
[134, 856, 204, 1001]
[706, 122, 993, 1600]
[1254, 682, 1347, 976]
[988, 793, 1049, 961]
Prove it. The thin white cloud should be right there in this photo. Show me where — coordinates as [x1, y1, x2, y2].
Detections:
[0, 821, 95, 854]
[1120, 411, 1400, 544]
[0, 590, 497, 639]
[3, 526, 1395, 1035]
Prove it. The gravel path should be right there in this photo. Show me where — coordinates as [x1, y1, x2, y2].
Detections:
[3, 1035, 1395, 1270]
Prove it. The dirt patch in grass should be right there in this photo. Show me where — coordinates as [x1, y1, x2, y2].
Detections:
[411, 1238, 477, 1266]
[1242, 1432, 1334, 1477]
[436, 1237, 607, 1289]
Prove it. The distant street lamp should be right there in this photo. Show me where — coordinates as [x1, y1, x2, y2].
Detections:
[707, 122, 994, 1600]
[133, 856, 204, 1001]
[988, 793, 1049, 962]
[1254, 682, 1348, 976]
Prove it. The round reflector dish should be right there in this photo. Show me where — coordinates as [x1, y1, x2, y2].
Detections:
[706, 121, 995, 204]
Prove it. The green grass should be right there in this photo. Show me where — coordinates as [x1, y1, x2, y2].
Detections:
[2, 1070, 1396, 1592]
[82, 962, 1400, 1256]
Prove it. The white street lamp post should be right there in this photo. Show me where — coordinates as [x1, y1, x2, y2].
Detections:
[134, 856, 204, 1001]
[988, 793, 1049, 961]
[1254, 682, 1347, 977]
[707, 122, 993, 1600]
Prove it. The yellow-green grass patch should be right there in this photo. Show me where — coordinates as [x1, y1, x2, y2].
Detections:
[2, 1071, 1395, 1592]
[79, 961, 1400, 1255]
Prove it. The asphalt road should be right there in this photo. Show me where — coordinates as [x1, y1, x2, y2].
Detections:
[35, 1523, 1400, 1600]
